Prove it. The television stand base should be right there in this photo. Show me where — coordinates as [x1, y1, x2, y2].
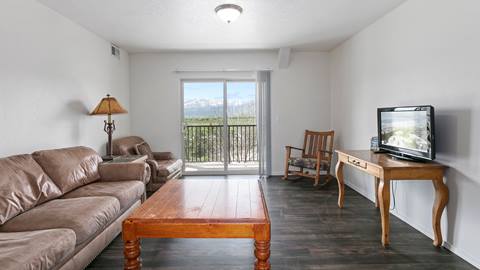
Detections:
[388, 153, 424, 162]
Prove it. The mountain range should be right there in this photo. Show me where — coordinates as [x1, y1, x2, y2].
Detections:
[184, 98, 255, 118]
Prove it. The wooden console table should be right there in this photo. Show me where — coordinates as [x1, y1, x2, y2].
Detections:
[335, 150, 448, 247]
[123, 179, 271, 270]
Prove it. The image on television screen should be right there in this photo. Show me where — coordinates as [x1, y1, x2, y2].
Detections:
[380, 110, 431, 153]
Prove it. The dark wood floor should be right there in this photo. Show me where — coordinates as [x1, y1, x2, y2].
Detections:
[87, 176, 475, 270]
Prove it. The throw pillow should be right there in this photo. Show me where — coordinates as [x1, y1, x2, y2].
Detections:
[135, 142, 154, 159]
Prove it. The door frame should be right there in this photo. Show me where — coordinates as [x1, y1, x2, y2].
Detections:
[180, 78, 258, 176]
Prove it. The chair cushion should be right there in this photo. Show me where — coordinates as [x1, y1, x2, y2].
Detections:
[0, 229, 76, 270]
[0, 154, 62, 225]
[154, 159, 183, 177]
[32, 146, 103, 194]
[288, 157, 329, 170]
[62, 181, 144, 211]
[0, 197, 120, 245]
[135, 142, 154, 159]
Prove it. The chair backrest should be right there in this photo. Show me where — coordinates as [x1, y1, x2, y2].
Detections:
[112, 136, 146, 156]
[302, 130, 335, 159]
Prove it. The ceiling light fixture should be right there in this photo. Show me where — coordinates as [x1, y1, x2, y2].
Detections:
[215, 4, 243, 24]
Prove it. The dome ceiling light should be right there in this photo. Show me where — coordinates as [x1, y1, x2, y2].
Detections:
[215, 4, 243, 24]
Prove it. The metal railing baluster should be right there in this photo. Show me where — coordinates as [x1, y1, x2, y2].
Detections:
[184, 124, 258, 163]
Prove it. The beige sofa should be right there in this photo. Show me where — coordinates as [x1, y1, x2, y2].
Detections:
[112, 136, 182, 191]
[0, 146, 150, 270]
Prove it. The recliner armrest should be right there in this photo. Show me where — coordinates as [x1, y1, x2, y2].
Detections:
[145, 159, 158, 176]
[152, 152, 174, 160]
[98, 163, 150, 184]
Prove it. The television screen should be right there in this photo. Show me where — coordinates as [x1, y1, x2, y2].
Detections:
[378, 106, 435, 160]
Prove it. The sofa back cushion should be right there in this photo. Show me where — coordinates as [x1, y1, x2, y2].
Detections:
[32, 146, 103, 193]
[0, 154, 62, 225]
[112, 136, 145, 156]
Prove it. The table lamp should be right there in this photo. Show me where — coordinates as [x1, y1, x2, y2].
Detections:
[90, 94, 128, 160]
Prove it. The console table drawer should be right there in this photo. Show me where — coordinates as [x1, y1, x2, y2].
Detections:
[345, 156, 380, 176]
[347, 156, 367, 169]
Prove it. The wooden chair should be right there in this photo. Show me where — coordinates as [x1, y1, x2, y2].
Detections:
[283, 130, 335, 186]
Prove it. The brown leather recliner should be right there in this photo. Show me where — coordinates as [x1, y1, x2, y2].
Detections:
[112, 136, 183, 191]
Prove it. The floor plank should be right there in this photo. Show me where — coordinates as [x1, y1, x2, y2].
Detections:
[87, 176, 475, 270]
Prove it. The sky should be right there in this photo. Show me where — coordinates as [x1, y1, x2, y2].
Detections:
[184, 82, 256, 101]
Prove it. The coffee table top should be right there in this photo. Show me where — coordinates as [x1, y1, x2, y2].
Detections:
[128, 179, 269, 224]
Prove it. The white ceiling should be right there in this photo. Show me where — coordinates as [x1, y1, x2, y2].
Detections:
[38, 0, 406, 53]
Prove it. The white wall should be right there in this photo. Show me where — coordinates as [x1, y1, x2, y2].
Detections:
[0, 0, 130, 156]
[3, 0, 476, 266]
[329, 0, 480, 267]
[130, 51, 330, 174]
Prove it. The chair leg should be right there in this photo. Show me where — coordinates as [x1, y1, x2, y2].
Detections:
[283, 147, 292, 180]
[319, 174, 331, 187]
[283, 165, 289, 180]
[314, 163, 321, 187]
[326, 174, 332, 183]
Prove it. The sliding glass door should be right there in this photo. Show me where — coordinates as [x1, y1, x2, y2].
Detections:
[181, 80, 258, 174]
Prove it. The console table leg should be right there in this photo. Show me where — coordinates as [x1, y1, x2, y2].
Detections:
[374, 177, 380, 208]
[432, 177, 449, 247]
[254, 240, 271, 270]
[335, 161, 345, 208]
[378, 178, 390, 247]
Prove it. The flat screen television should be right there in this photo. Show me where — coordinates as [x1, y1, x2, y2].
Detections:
[377, 105, 435, 161]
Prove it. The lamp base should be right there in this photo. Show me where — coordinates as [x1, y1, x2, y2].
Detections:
[102, 155, 116, 161]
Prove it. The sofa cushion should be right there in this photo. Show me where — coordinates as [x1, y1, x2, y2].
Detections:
[135, 142, 154, 159]
[0, 154, 62, 225]
[155, 159, 183, 177]
[0, 229, 76, 270]
[32, 146, 103, 193]
[0, 197, 120, 245]
[62, 181, 144, 211]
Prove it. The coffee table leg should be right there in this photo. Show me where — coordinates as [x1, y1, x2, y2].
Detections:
[124, 239, 141, 270]
[254, 223, 271, 270]
[123, 220, 141, 270]
[254, 240, 270, 270]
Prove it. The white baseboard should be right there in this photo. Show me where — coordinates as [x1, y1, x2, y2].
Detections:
[345, 181, 480, 269]
[442, 241, 480, 269]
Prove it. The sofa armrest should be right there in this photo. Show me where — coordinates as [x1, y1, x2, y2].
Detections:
[98, 163, 150, 184]
[152, 152, 174, 160]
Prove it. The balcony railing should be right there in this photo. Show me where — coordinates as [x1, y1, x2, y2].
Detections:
[184, 124, 258, 163]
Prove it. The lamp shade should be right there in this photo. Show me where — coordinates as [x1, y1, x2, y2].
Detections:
[90, 94, 127, 115]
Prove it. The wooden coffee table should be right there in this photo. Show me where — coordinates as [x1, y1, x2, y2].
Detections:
[122, 179, 271, 270]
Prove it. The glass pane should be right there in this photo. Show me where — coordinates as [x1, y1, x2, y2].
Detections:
[183, 82, 224, 172]
[226, 81, 258, 171]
